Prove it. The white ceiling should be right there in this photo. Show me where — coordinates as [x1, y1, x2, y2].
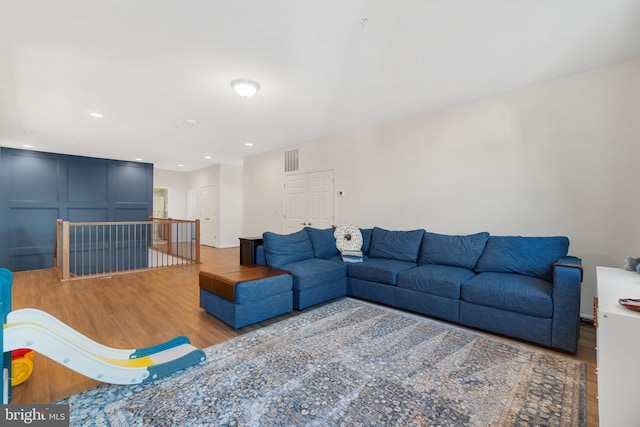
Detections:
[1, 0, 639, 171]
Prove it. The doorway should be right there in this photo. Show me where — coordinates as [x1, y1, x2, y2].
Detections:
[284, 170, 335, 233]
[153, 188, 168, 219]
[153, 188, 168, 242]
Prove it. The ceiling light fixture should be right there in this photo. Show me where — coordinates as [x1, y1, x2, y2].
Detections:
[245, 142, 254, 147]
[135, 158, 143, 161]
[185, 119, 198, 125]
[22, 144, 33, 148]
[204, 155, 212, 159]
[177, 164, 184, 167]
[89, 112, 104, 118]
[231, 79, 260, 98]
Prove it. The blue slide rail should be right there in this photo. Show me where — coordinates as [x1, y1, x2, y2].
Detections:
[1, 268, 13, 403]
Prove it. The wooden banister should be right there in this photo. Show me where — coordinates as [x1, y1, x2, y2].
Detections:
[54, 218, 201, 281]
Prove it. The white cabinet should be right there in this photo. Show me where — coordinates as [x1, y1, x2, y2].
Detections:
[596, 266, 640, 427]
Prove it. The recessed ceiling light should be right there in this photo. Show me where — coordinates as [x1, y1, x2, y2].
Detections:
[185, 119, 198, 125]
[231, 79, 260, 98]
[204, 155, 212, 159]
[177, 164, 184, 167]
[245, 142, 254, 147]
[89, 112, 104, 118]
[22, 144, 33, 148]
[135, 158, 143, 161]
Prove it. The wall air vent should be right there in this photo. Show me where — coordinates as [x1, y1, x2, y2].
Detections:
[284, 148, 299, 172]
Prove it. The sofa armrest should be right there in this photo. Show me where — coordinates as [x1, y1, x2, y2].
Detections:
[551, 256, 583, 352]
[255, 245, 267, 266]
[553, 256, 583, 281]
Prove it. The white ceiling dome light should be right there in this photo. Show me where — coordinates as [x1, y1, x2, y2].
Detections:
[231, 79, 260, 98]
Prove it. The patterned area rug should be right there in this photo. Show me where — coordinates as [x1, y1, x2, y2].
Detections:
[59, 298, 585, 426]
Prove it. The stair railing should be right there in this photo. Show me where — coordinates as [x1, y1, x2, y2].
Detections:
[54, 218, 200, 280]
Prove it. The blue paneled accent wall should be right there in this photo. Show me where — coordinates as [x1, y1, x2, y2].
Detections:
[0, 148, 153, 271]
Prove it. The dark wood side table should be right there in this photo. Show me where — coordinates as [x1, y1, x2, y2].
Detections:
[239, 236, 264, 265]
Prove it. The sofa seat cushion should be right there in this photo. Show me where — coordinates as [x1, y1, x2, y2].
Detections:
[325, 254, 345, 264]
[282, 258, 347, 291]
[396, 264, 476, 299]
[347, 258, 417, 285]
[460, 272, 553, 318]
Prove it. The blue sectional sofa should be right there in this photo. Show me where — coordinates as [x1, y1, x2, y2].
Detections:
[256, 226, 583, 353]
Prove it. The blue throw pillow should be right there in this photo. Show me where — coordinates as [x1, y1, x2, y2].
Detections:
[262, 229, 315, 268]
[360, 228, 372, 255]
[419, 231, 489, 269]
[475, 235, 570, 280]
[368, 227, 426, 262]
[305, 227, 339, 259]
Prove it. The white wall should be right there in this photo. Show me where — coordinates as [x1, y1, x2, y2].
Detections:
[186, 164, 219, 190]
[243, 58, 640, 318]
[244, 151, 287, 235]
[219, 164, 243, 248]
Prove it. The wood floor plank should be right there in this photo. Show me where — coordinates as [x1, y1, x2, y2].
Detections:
[7, 246, 599, 425]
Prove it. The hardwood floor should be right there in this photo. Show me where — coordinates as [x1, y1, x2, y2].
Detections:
[8, 246, 599, 425]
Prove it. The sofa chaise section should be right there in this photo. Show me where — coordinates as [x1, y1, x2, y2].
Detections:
[282, 258, 346, 310]
[260, 228, 347, 310]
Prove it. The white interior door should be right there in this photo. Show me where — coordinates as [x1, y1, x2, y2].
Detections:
[198, 185, 218, 247]
[307, 171, 334, 229]
[284, 175, 308, 232]
[284, 170, 334, 232]
[187, 189, 197, 220]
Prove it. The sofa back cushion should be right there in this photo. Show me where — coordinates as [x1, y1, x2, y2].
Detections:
[262, 229, 315, 268]
[305, 227, 339, 259]
[475, 236, 570, 280]
[360, 228, 372, 255]
[368, 227, 426, 262]
[419, 231, 490, 269]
